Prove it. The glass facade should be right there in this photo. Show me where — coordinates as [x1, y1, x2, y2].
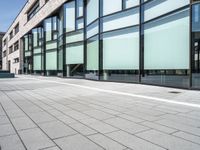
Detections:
[192, 2, 200, 88]
[23, 0, 200, 89]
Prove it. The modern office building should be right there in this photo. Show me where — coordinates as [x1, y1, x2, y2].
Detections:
[2, 0, 200, 89]
[0, 32, 5, 69]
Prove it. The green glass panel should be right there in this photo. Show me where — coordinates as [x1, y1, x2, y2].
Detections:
[87, 0, 99, 25]
[25, 51, 31, 57]
[58, 50, 63, 70]
[46, 42, 57, 50]
[33, 55, 41, 70]
[66, 44, 84, 65]
[46, 51, 57, 70]
[24, 36, 28, 51]
[103, 29, 139, 70]
[33, 31, 38, 47]
[65, 1, 75, 32]
[46, 31, 52, 41]
[33, 48, 41, 54]
[66, 32, 83, 44]
[144, 10, 190, 70]
[87, 40, 99, 70]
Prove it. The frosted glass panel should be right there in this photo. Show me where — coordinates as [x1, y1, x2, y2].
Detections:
[103, 8, 139, 32]
[87, 0, 99, 25]
[77, 18, 84, 29]
[125, 0, 139, 9]
[24, 36, 28, 51]
[144, 0, 190, 22]
[66, 32, 83, 44]
[33, 55, 41, 70]
[25, 51, 31, 57]
[46, 32, 52, 41]
[66, 45, 84, 64]
[34, 48, 41, 54]
[87, 39, 99, 70]
[103, 27, 139, 70]
[103, 0, 122, 16]
[58, 50, 63, 70]
[65, 2, 75, 32]
[144, 9, 190, 70]
[46, 51, 57, 70]
[46, 42, 57, 50]
[87, 21, 98, 39]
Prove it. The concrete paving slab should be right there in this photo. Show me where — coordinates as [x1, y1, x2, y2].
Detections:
[18, 128, 55, 150]
[54, 134, 104, 150]
[0, 134, 25, 150]
[38, 120, 77, 139]
[136, 129, 200, 150]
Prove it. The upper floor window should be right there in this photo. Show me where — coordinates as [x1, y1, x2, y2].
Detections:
[9, 31, 13, 40]
[27, 0, 40, 21]
[14, 57, 19, 63]
[9, 46, 13, 54]
[3, 39, 6, 46]
[14, 23, 19, 35]
[14, 41, 19, 51]
[3, 51, 6, 57]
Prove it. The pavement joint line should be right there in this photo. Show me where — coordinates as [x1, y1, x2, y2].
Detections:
[24, 86, 169, 149]
[3, 91, 63, 150]
[24, 76, 200, 109]
[22, 89, 141, 149]
[15, 90, 108, 150]
[0, 102, 27, 150]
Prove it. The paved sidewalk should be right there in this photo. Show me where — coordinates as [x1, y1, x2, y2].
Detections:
[0, 75, 200, 150]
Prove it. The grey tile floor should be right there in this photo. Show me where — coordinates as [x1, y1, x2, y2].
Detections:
[0, 75, 200, 150]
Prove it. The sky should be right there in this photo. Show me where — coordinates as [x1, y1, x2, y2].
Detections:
[0, 0, 27, 32]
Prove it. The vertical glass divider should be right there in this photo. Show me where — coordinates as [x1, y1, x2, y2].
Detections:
[83, 0, 87, 77]
[189, 0, 192, 88]
[99, 0, 103, 80]
[139, 0, 143, 83]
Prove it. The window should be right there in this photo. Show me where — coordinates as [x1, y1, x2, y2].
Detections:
[3, 39, 6, 46]
[3, 51, 6, 57]
[9, 31, 13, 40]
[103, 0, 122, 16]
[46, 51, 57, 70]
[27, 0, 40, 21]
[14, 23, 19, 35]
[66, 43, 84, 65]
[24, 35, 29, 51]
[65, 1, 75, 32]
[33, 55, 42, 70]
[192, 3, 200, 32]
[144, 0, 190, 22]
[86, 0, 99, 25]
[123, 0, 139, 9]
[14, 41, 19, 51]
[9, 46, 13, 54]
[144, 9, 190, 70]
[44, 17, 58, 42]
[14, 58, 19, 63]
[86, 36, 99, 71]
[103, 27, 139, 70]
[77, 0, 83, 17]
[102, 8, 139, 32]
